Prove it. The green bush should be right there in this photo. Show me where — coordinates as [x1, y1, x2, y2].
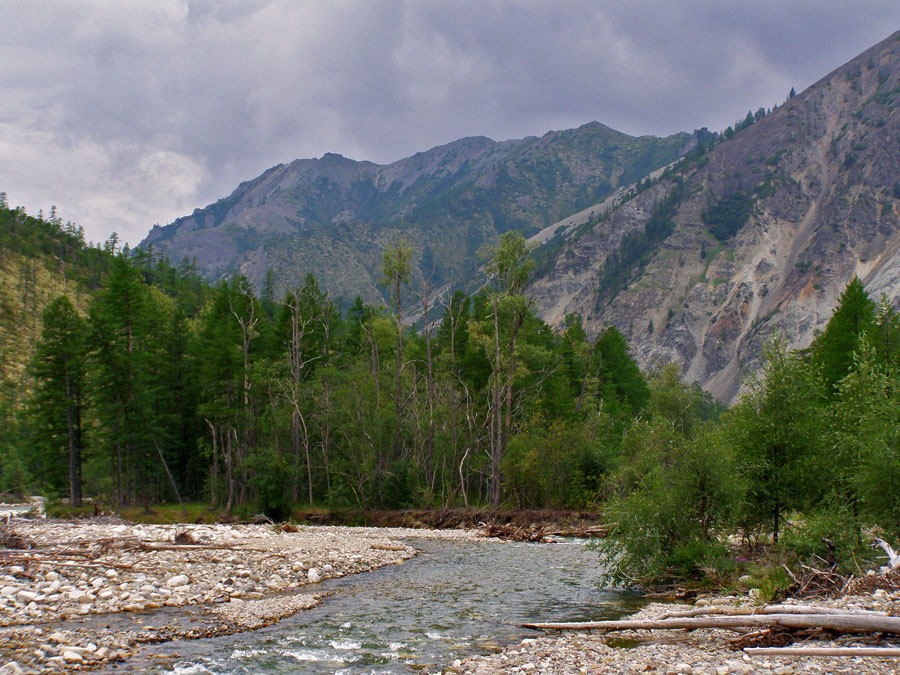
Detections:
[779, 508, 875, 575]
[597, 413, 740, 586]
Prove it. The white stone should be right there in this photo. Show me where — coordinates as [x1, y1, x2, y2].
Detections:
[62, 651, 83, 663]
[16, 591, 37, 603]
[166, 575, 190, 588]
[307, 568, 321, 583]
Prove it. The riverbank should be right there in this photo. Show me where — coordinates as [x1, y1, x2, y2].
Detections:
[0, 516, 483, 674]
[454, 589, 900, 675]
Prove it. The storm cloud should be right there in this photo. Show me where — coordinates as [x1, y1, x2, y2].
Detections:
[2, 1, 899, 245]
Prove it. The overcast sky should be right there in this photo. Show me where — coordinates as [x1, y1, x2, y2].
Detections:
[2, 1, 899, 246]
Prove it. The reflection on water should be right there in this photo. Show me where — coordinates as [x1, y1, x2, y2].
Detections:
[148, 538, 641, 674]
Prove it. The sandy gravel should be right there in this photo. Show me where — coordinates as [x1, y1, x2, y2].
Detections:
[0, 516, 481, 673]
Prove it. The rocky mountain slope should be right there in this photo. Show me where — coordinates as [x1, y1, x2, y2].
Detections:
[530, 30, 900, 402]
[141, 123, 697, 303]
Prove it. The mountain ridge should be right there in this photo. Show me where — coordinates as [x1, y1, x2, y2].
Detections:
[141, 121, 697, 303]
[531, 29, 900, 402]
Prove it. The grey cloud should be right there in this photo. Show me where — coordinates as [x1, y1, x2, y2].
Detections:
[1, 0, 899, 246]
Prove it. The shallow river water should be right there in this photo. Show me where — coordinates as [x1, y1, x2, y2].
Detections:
[149, 538, 641, 675]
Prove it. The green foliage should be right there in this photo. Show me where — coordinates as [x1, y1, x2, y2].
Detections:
[0, 444, 31, 498]
[779, 507, 873, 575]
[599, 367, 740, 585]
[27, 295, 88, 503]
[831, 344, 900, 532]
[742, 566, 792, 604]
[726, 339, 826, 543]
[595, 327, 650, 415]
[504, 415, 618, 509]
[703, 192, 753, 242]
[811, 277, 876, 391]
[250, 447, 291, 522]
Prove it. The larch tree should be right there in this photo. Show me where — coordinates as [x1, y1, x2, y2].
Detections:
[812, 277, 876, 392]
[29, 295, 88, 505]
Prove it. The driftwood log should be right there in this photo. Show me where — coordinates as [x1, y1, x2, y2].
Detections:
[521, 613, 900, 635]
[745, 647, 900, 657]
[659, 604, 888, 619]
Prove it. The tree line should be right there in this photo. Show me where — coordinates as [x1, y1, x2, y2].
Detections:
[1, 210, 651, 517]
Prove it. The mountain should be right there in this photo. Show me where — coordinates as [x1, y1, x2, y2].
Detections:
[141, 123, 698, 303]
[530, 30, 900, 402]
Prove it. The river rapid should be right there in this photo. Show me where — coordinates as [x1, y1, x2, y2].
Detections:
[144, 537, 641, 675]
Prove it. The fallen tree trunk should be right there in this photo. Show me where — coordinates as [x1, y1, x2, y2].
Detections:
[745, 647, 900, 657]
[660, 605, 889, 619]
[521, 613, 900, 635]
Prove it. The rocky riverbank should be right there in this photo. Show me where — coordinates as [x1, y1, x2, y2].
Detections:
[452, 590, 900, 675]
[0, 516, 482, 674]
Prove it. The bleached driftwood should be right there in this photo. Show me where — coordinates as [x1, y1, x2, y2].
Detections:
[370, 543, 407, 551]
[659, 604, 888, 619]
[745, 647, 900, 657]
[874, 537, 900, 572]
[521, 612, 900, 635]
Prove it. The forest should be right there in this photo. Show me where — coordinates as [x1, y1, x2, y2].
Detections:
[2, 200, 900, 586]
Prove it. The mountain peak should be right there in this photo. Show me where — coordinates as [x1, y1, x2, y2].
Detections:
[140, 123, 692, 305]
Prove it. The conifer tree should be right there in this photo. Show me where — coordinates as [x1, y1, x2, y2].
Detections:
[813, 277, 876, 392]
[30, 296, 87, 505]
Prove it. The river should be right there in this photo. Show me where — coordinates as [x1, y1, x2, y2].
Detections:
[140, 537, 640, 675]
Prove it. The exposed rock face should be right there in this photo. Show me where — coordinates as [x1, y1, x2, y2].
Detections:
[141, 123, 694, 303]
[531, 30, 900, 403]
